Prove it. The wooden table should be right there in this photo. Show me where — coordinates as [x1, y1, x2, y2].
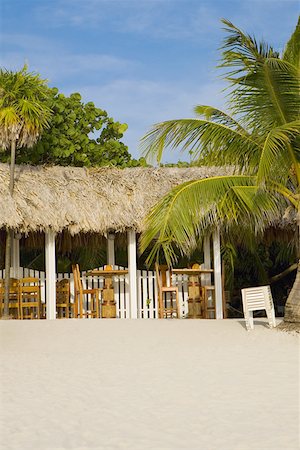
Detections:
[88, 269, 128, 318]
[172, 268, 214, 319]
[88, 269, 128, 277]
[172, 268, 213, 275]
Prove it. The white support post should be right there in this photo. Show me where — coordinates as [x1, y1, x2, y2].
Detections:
[127, 230, 138, 319]
[45, 231, 56, 320]
[107, 233, 115, 267]
[11, 236, 20, 279]
[202, 234, 211, 286]
[213, 229, 223, 319]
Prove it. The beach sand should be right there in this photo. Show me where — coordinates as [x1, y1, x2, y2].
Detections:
[0, 319, 299, 450]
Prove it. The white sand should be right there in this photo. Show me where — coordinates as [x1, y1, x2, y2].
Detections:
[0, 319, 299, 450]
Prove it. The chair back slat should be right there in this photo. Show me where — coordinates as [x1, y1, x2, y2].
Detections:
[56, 279, 73, 318]
[72, 264, 83, 295]
[56, 279, 70, 304]
[72, 264, 100, 318]
[0, 278, 20, 319]
[19, 278, 40, 298]
[19, 277, 41, 319]
[155, 263, 179, 319]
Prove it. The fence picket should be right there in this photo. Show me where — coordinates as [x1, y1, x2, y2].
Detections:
[141, 270, 148, 318]
[0, 266, 189, 319]
[40, 271, 46, 305]
[148, 270, 156, 319]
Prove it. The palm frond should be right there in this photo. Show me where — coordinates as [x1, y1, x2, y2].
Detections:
[283, 16, 300, 69]
[140, 175, 282, 265]
[219, 19, 299, 132]
[229, 58, 300, 132]
[194, 105, 245, 131]
[257, 121, 300, 185]
[0, 66, 52, 149]
[221, 241, 237, 290]
[219, 18, 278, 77]
[140, 117, 260, 168]
[140, 18, 299, 269]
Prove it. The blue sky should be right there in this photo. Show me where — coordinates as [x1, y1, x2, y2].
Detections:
[1, 0, 299, 162]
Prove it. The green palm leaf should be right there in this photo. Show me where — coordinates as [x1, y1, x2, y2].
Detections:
[194, 105, 245, 131]
[283, 16, 300, 69]
[140, 118, 260, 168]
[140, 17, 300, 325]
[220, 19, 277, 73]
[0, 66, 51, 150]
[140, 175, 283, 265]
[257, 121, 300, 185]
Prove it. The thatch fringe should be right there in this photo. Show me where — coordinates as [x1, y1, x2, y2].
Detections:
[0, 163, 235, 235]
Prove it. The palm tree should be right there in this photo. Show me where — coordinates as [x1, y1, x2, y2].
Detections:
[140, 18, 300, 328]
[0, 66, 52, 318]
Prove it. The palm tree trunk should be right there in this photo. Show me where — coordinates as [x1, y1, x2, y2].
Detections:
[3, 232, 12, 317]
[9, 139, 16, 192]
[3, 140, 16, 319]
[282, 220, 300, 328]
[283, 259, 300, 323]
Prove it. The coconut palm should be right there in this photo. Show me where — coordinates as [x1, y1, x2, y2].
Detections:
[0, 66, 52, 317]
[140, 18, 300, 327]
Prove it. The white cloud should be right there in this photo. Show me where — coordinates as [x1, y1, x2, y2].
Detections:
[78, 78, 226, 162]
[1, 26, 227, 163]
[2, 30, 227, 163]
[1, 33, 139, 83]
[3, 0, 297, 164]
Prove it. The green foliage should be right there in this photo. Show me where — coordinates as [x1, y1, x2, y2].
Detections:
[228, 238, 297, 313]
[0, 86, 147, 168]
[140, 17, 300, 266]
[0, 65, 52, 149]
[283, 16, 300, 69]
[160, 161, 194, 168]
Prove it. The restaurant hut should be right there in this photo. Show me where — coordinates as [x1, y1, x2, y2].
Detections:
[0, 163, 234, 320]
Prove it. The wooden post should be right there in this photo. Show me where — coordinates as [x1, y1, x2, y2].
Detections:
[11, 235, 20, 279]
[127, 230, 138, 319]
[45, 231, 56, 320]
[107, 233, 115, 267]
[213, 229, 223, 319]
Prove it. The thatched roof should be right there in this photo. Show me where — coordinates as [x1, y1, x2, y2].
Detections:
[0, 163, 234, 235]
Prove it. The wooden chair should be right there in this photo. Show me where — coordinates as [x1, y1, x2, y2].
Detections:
[56, 279, 74, 318]
[0, 278, 20, 319]
[101, 265, 117, 319]
[187, 263, 206, 319]
[72, 264, 101, 318]
[155, 263, 179, 319]
[202, 286, 216, 318]
[199, 264, 216, 319]
[19, 277, 41, 320]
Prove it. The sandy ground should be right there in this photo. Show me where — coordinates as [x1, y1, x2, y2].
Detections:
[0, 318, 299, 450]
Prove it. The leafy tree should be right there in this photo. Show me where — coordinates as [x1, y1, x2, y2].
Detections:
[0, 87, 146, 168]
[140, 18, 300, 329]
[0, 66, 52, 317]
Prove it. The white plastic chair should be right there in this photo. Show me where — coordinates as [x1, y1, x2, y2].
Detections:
[241, 285, 276, 330]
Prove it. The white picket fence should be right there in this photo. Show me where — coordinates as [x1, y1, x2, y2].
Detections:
[0, 266, 190, 319]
